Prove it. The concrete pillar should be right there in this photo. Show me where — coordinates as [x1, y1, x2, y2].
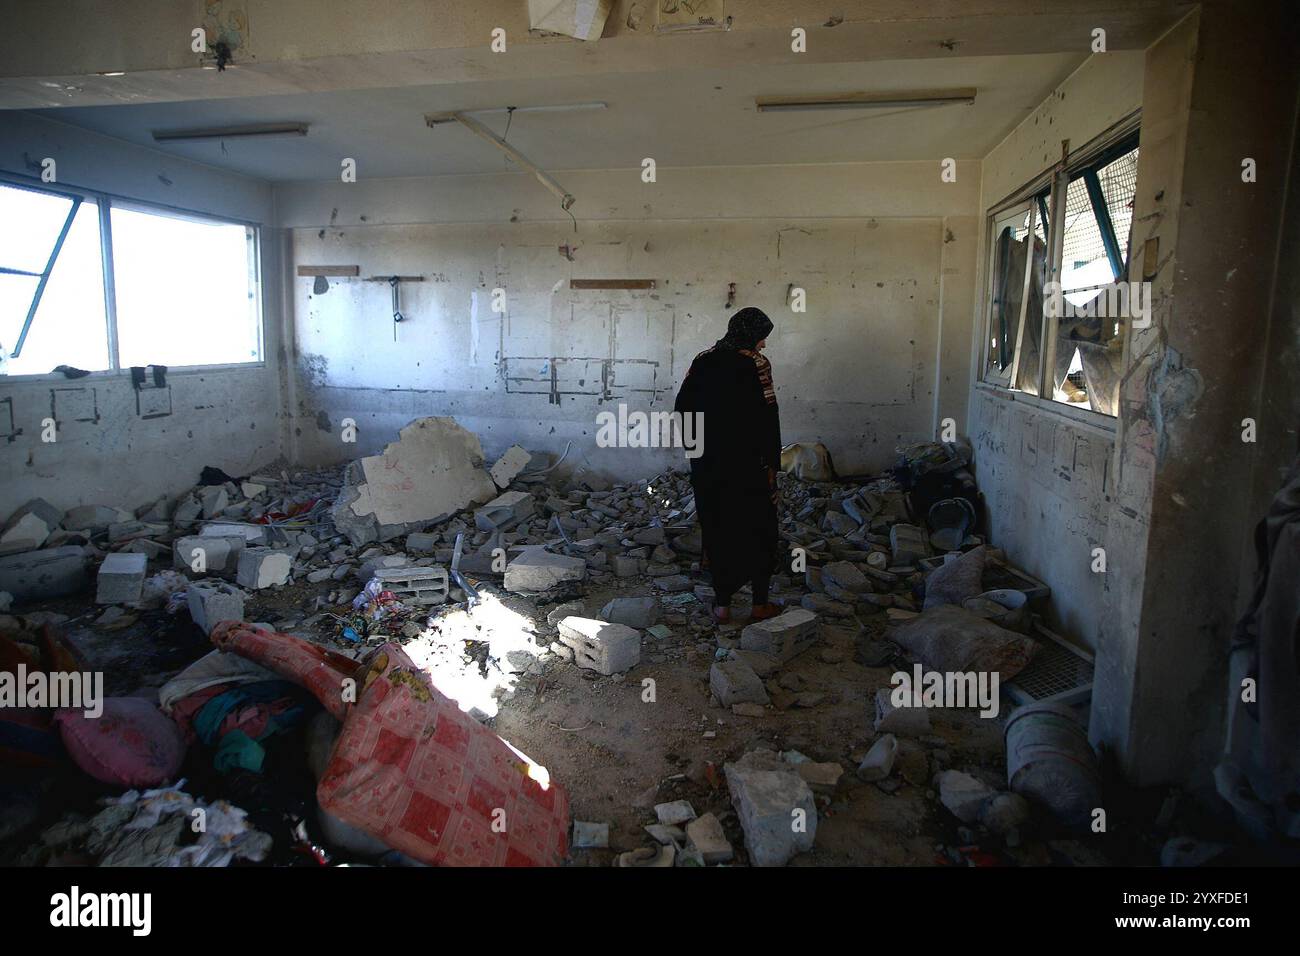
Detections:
[1091, 3, 1300, 787]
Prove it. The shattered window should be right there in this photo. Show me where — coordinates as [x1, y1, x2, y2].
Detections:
[0, 182, 109, 375]
[983, 134, 1138, 418]
[1050, 143, 1140, 415]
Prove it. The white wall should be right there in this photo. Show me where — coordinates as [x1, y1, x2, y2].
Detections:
[0, 112, 286, 517]
[967, 52, 1144, 648]
[277, 162, 981, 480]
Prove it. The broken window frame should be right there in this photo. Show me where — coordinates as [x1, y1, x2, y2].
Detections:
[0, 173, 264, 378]
[979, 116, 1140, 419]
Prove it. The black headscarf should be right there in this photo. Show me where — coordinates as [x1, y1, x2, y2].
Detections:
[717, 307, 773, 350]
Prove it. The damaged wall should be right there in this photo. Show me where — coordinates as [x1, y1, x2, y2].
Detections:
[0, 112, 286, 517]
[1092, 3, 1300, 788]
[280, 162, 980, 482]
[967, 51, 1145, 649]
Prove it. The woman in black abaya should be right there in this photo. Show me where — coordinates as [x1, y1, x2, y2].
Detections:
[673, 308, 782, 625]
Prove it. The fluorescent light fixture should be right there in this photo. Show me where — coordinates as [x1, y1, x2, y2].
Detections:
[98, 71, 126, 77]
[756, 89, 977, 113]
[151, 123, 308, 143]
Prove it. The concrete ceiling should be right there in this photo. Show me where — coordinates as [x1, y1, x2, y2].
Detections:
[30, 53, 1090, 181]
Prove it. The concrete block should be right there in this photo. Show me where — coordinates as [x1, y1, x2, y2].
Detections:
[937, 770, 996, 825]
[475, 491, 535, 531]
[724, 753, 817, 867]
[173, 498, 203, 525]
[173, 535, 245, 575]
[504, 549, 587, 592]
[890, 523, 931, 566]
[739, 608, 818, 662]
[612, 554, 640, 577]
[241, 481, 267, 499]
[489, 445, 532, 487]
[236, 548, 292, 590]
[1, 498, 63, 551]
[373, 565, 449, 605]
[685, 813, 733, 864]
[0, 546, 88, 601]
[873, 687, 932, 736]
[710, 658, 770, 707]
[187, 581, 245, 634]
[600, 596, 661, 628]
[95, 552, 147, 604]
[556, 616, 640, 675]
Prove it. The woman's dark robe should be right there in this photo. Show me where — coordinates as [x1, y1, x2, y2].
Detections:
[673, 341, 781, 605]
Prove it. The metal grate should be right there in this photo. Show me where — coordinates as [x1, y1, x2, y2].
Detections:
[1005, 626, 1093, 706]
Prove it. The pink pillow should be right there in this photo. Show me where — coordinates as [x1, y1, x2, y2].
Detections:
[55, 698, 185, 789]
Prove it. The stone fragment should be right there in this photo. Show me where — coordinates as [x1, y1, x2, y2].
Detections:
[489, 445, 532, 488]
[600, 596, 660, 628]
[739, 608, 818, 662]
[709, 658, 770, 707]
[95, 552, 147, 605]
[504, 550, 587, 591]
[685, 813, 733, 864]
[236, 548, 293, 589]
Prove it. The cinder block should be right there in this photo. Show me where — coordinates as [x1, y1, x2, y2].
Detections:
[709, 658, 770, 707]
[236, 548, 292, 589]
[556, 616, 640, 675]
[96, 552, 147, 604]
[739, 608, 818, 662]
[373, 565, 449, 605]
[475, 491, 535, 531]
[187, 581, 245, 634]
[0, 546, 88, 601]
[173, 535, 245, 575]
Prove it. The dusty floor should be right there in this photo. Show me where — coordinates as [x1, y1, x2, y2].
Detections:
[2, 566, 1146, 868]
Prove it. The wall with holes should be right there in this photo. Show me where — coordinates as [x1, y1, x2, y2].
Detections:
[280, 161, 981, 481]
[0, 112, 285, 518]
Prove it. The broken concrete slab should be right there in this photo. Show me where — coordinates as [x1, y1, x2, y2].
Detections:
[822, 560, 870, 594]
[556, 616, 640, 674]
[198, 486, 229, 519]
[1, 498, 63, 552]
[600, 596, 661, 628]
[724, 750, 817, 867]
[739, 608, 818, 662]
[489, 445, 532, 488]
[571, 821, 609, 849]
[0, 546, 88, 601]
[198, 522, 268, 545]
[332, 417, 498, 545]
[710, 658, 770, 707]
[236, 548, 293, 590]
[95, 552, 147, 605]
[503, 549, 587, 592]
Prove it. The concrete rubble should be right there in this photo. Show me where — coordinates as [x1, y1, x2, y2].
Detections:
[0, 424, 1093, 869]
